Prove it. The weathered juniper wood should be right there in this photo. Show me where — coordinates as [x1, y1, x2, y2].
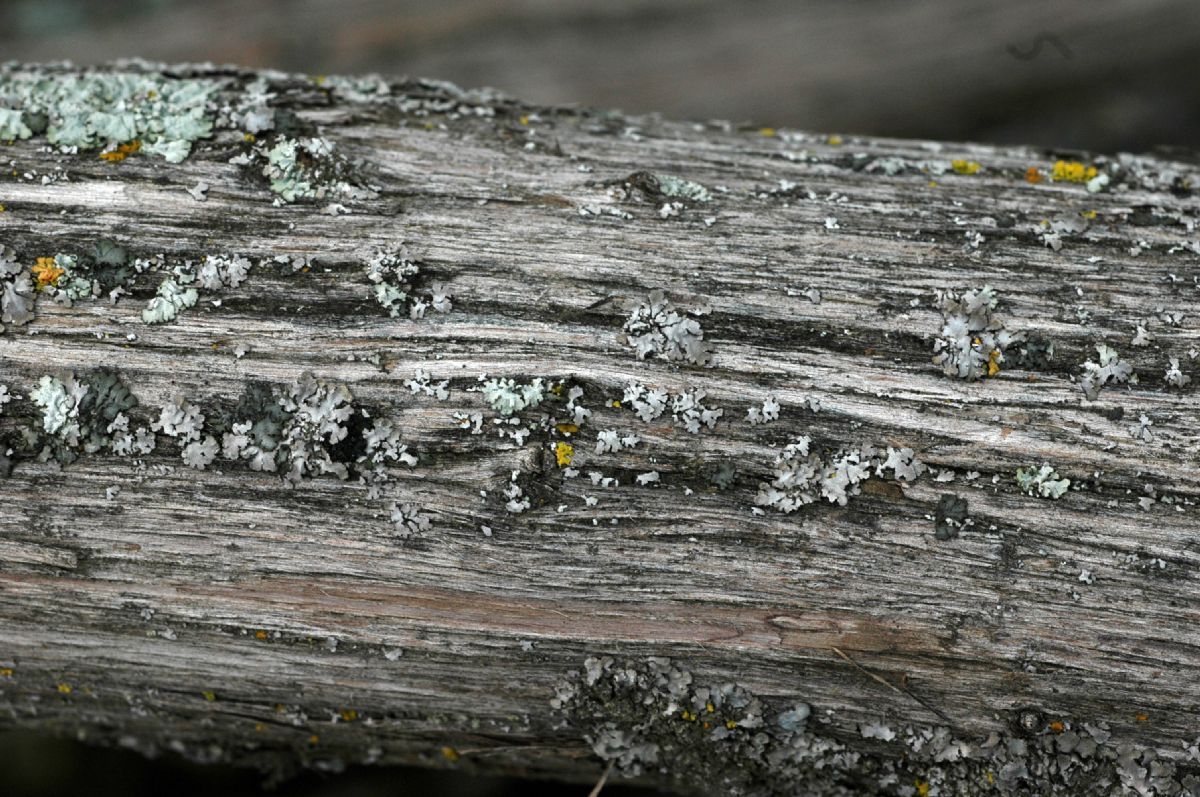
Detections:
[1, 63, 1200, 795]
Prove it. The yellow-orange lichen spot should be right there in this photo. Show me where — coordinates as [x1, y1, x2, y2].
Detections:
[1051, 160, 1097, 184]
[31, 257, 64, 289]
[98, 140, 141, 163]
[987, 348, 1002, 377]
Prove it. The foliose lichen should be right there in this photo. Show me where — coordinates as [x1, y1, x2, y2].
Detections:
[0, 245, 35, 327]
[934, 494, 969, 540]
[746, 397, 780, 426]
[481, 377, 546, 417]
[1016, 463, 1071, 499]
[363, 245, 452, 320]
[623, 381, 669, 422]
[29, 369, 146, 464]
[671, 388, 723, 433]
[553, 656, 1200, 796]
[231, 134, 376, 204]
[932, 285, 1023, 380]
[0, 67, 220, 162]
[141, 276, 199, 324]
[623, 290, 714, 366]
[756, 438, 924, 512]
[1080, 344, 1134, 401]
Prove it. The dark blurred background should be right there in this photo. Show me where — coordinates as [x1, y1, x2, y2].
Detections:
[1, 1, 1197, 795]
[1, 0, 1199, 153]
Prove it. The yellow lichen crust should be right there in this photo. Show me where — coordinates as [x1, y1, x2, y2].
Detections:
[554, 441, 574, 467]
[1051, 160, 1098, 183]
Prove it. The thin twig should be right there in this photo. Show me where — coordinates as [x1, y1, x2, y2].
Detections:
[588, 759, 615, 797]
[831, 646, 952, 724]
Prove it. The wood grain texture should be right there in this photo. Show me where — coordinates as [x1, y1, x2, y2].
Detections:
[1, 62, 1199, 795]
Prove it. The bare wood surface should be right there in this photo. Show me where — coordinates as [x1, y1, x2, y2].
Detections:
[1, 62, 1200, 795]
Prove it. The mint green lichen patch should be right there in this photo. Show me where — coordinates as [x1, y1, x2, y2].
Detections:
[1016, 463, 1070, 499]
[27, 369, 143, 464]
[0, 107, 32, 141]
[142, 276, 198, 324]
[0, 68, 221, 162]
[231, 135, 376, 204]
[481, 377, 546, 416]
[653, 173, 712, 203]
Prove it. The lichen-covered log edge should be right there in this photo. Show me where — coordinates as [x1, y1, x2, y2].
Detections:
[1, 60, 1199, 796]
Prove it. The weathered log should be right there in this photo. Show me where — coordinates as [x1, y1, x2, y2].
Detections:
[1, 61, 1199, 796]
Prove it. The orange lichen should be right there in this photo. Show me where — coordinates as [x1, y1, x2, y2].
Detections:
[441, 746, 460, 762]
[1025, 166, 1044, 184]
[1051, 160, 1097, 184]
[31, 257, 64, 289]
[98, 140, 141, 163]
[254, 629, 268, 640]
[951, 159, 981, 175]
[987, 348, 1002, 377]
[308, 734, 320, 745]
[0, 668, 13, 678]
[1135, 712, 1149, 722]
[339, 709, 358, 722]
[1048, 720, 1065, 733]
[555, 423, 579, 434]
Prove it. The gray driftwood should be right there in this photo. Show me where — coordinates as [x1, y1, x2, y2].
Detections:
[1, 62, 1200, 796]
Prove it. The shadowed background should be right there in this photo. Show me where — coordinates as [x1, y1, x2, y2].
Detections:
[1, 0, 1197, 795]
[1, 0, 1198, 154]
